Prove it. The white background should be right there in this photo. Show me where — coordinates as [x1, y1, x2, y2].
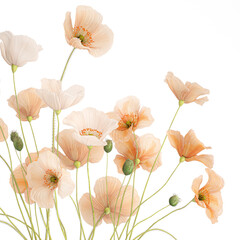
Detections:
[0, 0, 239, 239]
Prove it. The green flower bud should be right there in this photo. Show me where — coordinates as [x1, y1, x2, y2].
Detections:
[179, 100, 184, 107]
[104, 207, 110, 215]
[11, 64, 18, 73]
[10, 131, 19, 142]
[169, 195, 180, 207]
[13, 137, 23, 151]
[104, 140, 113, 153]
[27, 116, 33, 122]
[74, 161, 81, 169]
[122, 159, 134, 175]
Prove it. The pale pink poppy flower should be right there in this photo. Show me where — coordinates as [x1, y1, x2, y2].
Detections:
[108, 96, 154, 142]
[165, 72, 209, 105]
[79, 176, 140, 226]
[192, 168, 224, 223]
[57, 129, 104, 169]
[0, 118, 8, 141]
[0, 31, 42, 67]
[36, 79, 84, 111]
[26, 151, 75, 208]
[64, 5, 113, 57]
[167, 129, 214, 168]
[114, 133, 161, 173]
[8, 88, 47, 121]
[63, 108, 118, 146]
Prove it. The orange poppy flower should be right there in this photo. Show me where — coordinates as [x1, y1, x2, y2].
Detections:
[192, 168, 224, 223]
[167, 129, 214, 168]
[165, 72, 209, 105]
[114, 133, 161, 173]
[108, 96, 154, 141]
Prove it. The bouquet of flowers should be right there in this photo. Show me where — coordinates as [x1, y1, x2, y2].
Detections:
[0, 5, 224, 240]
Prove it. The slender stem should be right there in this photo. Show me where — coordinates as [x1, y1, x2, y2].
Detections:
[60, 48, 76, 81]
[39, 208, 51, 240]
[54, 191, 67, 239]
[133, 228, 177, 240]
[88, 213, 105, 239]
[129, 105, 181, 240]
[137, 199, 193, 240]
[126, 205, 169, 238]
[86, 147, 96, 240]
[34, 204, 40, 238]
[12, 71, 32, 163]
[29, 121, 39, 155]
[52, 111, 56, 153]
[56, 113, 60, 156]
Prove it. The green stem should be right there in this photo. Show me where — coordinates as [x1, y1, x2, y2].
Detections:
[129, 105, 181, 240]
[29, 121, 39, 155]
[52, 111, 56, 153]
[88, 213, 105, 240]
[56, 113, 60, 156]
[133, 228, 177, 240]
[86, 147, 96, 240]
[34, 204, 40, 238]
[60, 48, 76, 82]
[126, 205, 169, 238]
[12, 70, 32, 163]
[54, 191, 67, 239]
[39, 208, 51, 240]
[137, 199, 193, 240]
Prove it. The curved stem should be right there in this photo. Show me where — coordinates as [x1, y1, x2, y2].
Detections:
[29, 121, 39, 155]
[133, 228, 177, 240]
[137, 199, 193, 240]
[129, 105, 181, 240]
[126, 205, 169, 238]
[88, 213, 105, 240]
[52, 111, 56, 153]
[60, 48, 76, 82]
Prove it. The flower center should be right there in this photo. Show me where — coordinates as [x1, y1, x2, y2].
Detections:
[73, 25, 94, 47]
[80, 128, 103, 139]
[44, 169, 61, 191]
[118, 114, 139, 131]
[198, 193, 206, 201]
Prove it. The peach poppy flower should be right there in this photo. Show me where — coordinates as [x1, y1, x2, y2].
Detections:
[26, 151, 74, 208]
[0, 31, 42, 67]
[57, 129, 104, 169]
[36, 78, 84, 111]
[192, 168, 224, 223]
[9, 164, 34, 204]
[165, 72, 209, 105]
[64, 5, 113, 57]
[79, 176, 140, 226]
[10, 148, 50, 204]
[114, 133, 162, 173]
[167, 129, 214, 168]
[63, 108, 118, 146]
[0, 118, 8, 142]
[8, 88, 47, 121]
[108, 96, 154, 141]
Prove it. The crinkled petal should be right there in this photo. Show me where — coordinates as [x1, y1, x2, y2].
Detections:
[167, 130, 184, 156]
[58, 169, 75, 198]
[186, 154, 214, 168]
[31, 186, 54, 208]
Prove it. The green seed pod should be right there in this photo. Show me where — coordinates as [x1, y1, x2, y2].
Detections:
[104, 140, 113, 153]
[10, 131, 19, 142]
[13, 137, 24, 151]
[169, 195, 180, 207]
[122, 159, 134, 175]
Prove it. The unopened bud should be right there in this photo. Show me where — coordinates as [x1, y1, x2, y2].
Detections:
[74, 161, 81, 169]
[169, 195, 180, 207]
[122, 159, 134, 175]
[10, 131, 19, 142]
[104, 140, 113, 153]
[104, 207, 110, 215]
[13, 137, 23, 151]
